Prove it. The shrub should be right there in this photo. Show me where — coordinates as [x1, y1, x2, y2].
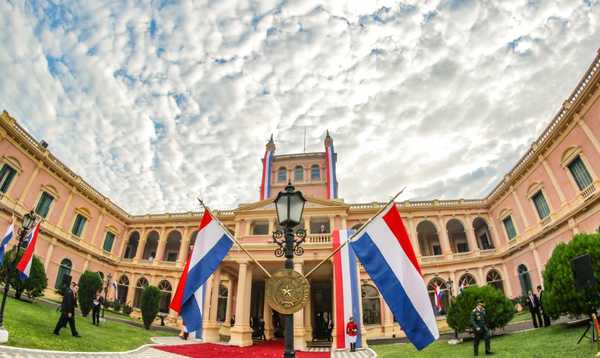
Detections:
[77, 271, 103, 317]
[447, 285, 514, 333]
[0, 247, 47, 300]
[112, 300, 122, 312]
[543, 233, 600, 318]
[141, 285, 161, 329]
[123, 303, 133, 315]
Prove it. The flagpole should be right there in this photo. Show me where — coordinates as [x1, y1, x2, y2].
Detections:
[303, 187, 406, 280]
[197, 198, 272, 278]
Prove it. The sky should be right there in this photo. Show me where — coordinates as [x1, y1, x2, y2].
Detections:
[1, 0, 599, 215]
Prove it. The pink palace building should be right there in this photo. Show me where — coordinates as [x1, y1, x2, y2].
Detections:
[1, 51, 600, 349]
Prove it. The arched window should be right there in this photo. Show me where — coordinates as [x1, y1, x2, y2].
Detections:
[294, 166, 304, 182]
[163, 230, 181, 262]
[473, 217, 494, 250]
[277, 167, 287, 182]
[427, 278, 450, 315]
[133, 277, 149, 308]
[447, 219, 469, 253]
[311, 164, 320, 181]
[158, 280, 173, 313]
[217, 284, 228, 322]
[103, 231, 116, 253]
[518, 264, 532, 296]
[361, 284, 381, 325]
[143, 231, 159, 260]
[123, 231, 139, 259]
[55, 258, 72, 291]
[117, 275, 129, 304]
[486, 270, 504, 294]
[459, 273, 477, 288]
[417, 220, 441, 256]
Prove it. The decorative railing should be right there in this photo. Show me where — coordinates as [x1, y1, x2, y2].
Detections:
[479, 248, 497, 255]
[306, 234, 331, 244]
[582, 182, 597, 200]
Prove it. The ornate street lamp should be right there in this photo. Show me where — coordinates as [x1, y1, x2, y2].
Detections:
[271, 183, 307, 358]
[0, 210, 37, 342]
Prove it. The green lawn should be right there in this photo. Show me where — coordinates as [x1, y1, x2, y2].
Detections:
[508, 310, 532, 324]
[372, 324, 598, 357]
[3, 297, 174, 352]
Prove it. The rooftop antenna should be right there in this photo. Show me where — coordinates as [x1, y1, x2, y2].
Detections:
[303, 127, 307, 153]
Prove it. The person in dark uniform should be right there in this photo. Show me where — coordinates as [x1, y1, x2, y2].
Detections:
[91, 290, 103, 326]
[53, 281, 81, 337]
[537, 285, 551, 327]
[470, 299, 492, 356]
[525, 289, 543, 328]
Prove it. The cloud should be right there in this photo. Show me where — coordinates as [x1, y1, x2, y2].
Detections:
[0, 0, 599, 214]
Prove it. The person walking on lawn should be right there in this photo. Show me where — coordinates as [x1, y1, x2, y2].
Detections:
[53, 281, 81, 337]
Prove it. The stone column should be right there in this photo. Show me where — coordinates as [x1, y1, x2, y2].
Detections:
[293, 261, 306, 351]
[382, 301, 394, 336]
[56, 190, 74, 229]
[511, 187, 530, 228]
[464, 215, 479, 252]
[263, 289, 274, 339]
[230, 262, 253, 347]
[486, 215, 501, 247]
[90, 211, 105, 246]
[449, 270, 457, 297]
[44, 239, 56, 271]
[477, 267, 485, 286]
[204, 268, 222, 342]
[17, 166, 40, 205]
[155, 227, 168, 263]
[303, 288, 312, 342]
[225, 279, 235, 327]
[500, 263, 514, 298]
[530, 243, 544, 286]
[436, 216, 451, 256]
[134, 228, 148, 261]
[177, 226, 191, 264]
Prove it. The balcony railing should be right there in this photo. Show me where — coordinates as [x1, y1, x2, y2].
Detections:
[306, 234, 331, 244]
[582, 182, 597, 200]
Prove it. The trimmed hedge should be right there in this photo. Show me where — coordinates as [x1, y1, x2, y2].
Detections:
[141, 285, 161, 329]
[447, 285, 514, 332]
[77, 271, 103, 316]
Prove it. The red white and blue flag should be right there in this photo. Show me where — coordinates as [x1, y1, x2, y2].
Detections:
[325, 138, 338, 199]
[0, 222, 14, 265]
[259, 145, 274, 200]
[333, 229, 362, 350]
[433, 285, 443, 313]
[170, 211, 232, 332]
[349, 203, 439, 350]
[16, 222, 41, 280]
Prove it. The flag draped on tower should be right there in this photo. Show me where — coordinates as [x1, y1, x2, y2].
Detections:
[16, 222, 41, 280]
[324, 131, 338, 199]
[170, 211, 233, 332]
[0, 222, 14, 265]
[259, 135, 275, 200]
[349, 203, 439, 350]
[332, 229, 362, 350]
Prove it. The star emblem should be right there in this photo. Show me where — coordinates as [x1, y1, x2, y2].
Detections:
[281, 286, 292, 297]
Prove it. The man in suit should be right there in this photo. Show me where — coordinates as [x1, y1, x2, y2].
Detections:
[525, 289, 543, 328]
[53, 281, 81, 337]
[537, 285, 551, 327]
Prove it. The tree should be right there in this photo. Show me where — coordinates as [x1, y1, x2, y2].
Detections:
[0, 247, 47, 300]
[447, 285, 514, 333]
[141, 285, 161, 329]
[77, 271, 103, 317]
[543, 233, 600, 318]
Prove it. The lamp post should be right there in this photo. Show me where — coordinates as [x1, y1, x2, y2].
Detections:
[272, 183, 307, 358]
[445, 278, 459, 340]
[0, 210, 36, 342]
[102, 273, 113, 318]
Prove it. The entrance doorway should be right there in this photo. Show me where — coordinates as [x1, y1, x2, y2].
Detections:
[311, 281, 332, 341]
[250, 281, 265, 337]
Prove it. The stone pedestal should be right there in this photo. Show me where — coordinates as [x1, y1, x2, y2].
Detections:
[229, 326, 253, 347]
[203, 322, 221, 343]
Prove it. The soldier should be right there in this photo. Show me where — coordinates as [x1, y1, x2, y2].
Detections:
[470, 299, 492, 356]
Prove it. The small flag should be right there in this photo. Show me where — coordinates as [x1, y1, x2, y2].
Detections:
[170, 211, 233, 332]
[16, 222, 40, 280]
[0, 222, 14, 265]
[350, 203, 439, 350]
[433, 285, 443, 313]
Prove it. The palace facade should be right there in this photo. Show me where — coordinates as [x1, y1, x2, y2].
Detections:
[1, 50, 600, 349]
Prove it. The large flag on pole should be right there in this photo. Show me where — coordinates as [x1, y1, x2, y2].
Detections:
[170, 248, 206, 339]
[0, 222, 14, 265]
[259, 135, 275, 200]
[332, 229, 362, 350]
[349, 203, 439, 350]
[170, 211, 233, 332]
[324, 131, 338, 199]
[16, 222, 41, 281]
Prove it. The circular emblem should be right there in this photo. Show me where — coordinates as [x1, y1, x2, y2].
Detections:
[266, 269, 310, 314]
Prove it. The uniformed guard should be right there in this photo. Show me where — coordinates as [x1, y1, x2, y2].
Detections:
[470, 299, 492, 356]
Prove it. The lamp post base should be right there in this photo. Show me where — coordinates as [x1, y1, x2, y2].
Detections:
[0, 327, 9, 343]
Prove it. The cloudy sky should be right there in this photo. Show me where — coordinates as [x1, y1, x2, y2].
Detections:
[1, 0, 599, 214]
